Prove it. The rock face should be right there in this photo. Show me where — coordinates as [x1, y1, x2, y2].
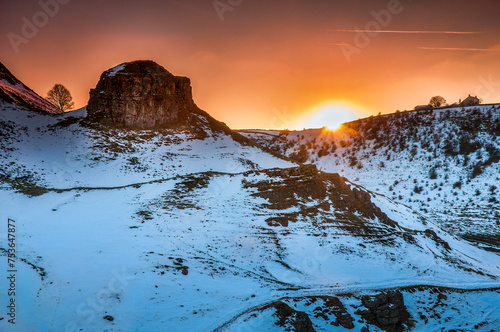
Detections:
[357, 291, 411, 332]
[87, 60, 199, 129]
[244, 164, 395, 229]
[0, 62, 63, 114]
[273, 301, 316, 332]
[84, 60, 291, 159]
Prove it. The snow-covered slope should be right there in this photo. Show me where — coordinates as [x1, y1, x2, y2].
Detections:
[0, 105, 291, 189]
[240, 105, 500, 251]
[0, 62, 62, 114]
[224, 288, 500, 331]
[1, 102, 500, 331]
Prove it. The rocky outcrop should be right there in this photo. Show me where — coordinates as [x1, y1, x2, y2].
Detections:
[243, 164, 395, 230]
[356, 291, 411, 332]
[87, 60, 199, 129]
[0, 62, 63, 114]
[84, 60, 276, 155]
[313, 297, 354, 329]
[272, 301, 316, 332]
[87, 61, 194, 129]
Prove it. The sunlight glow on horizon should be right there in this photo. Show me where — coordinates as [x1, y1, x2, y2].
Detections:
[292, 101, 365, 131]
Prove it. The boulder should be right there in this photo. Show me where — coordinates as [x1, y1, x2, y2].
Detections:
[273, 301, 316, 332]
[357, 290, 411, 332]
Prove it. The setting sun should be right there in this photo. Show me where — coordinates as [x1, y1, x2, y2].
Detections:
[292, 101, 365, 130]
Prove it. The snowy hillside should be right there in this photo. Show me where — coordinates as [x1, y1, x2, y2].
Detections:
[240, 105, 500, 252]
[0, 102, 499, 331]
[1, 56, 500, 331]
[0, 105, 291, 189]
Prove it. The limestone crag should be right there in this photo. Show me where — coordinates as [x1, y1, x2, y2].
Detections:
[87, 60, 198, 129]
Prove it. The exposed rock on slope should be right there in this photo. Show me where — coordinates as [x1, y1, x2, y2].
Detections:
[87, 61, 196, 129]
[270, 301, 316, 332]
[0, 62, 63, 114]
[244, 164, 396, 229]
[357, 290, 411, 332]
[239, 106, 500, 248]
[85, 60, 275, 152]
[229, 291, 418, 331]
[314, 296, 355, 329]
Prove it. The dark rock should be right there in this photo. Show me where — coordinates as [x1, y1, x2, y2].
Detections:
[311, 297, 355, 329]
[244, 164, 395, 230]
[437, 293, 447, 301]
[294, 311, 315, 332]
[103, 315, 114, 321]
[337, 312, 355, 329]
[357, 290, 410, 332]
[87, 60, 196, 129]
[272, 301, 316, 332]
[322, 296, 355, 329]
[423, 229, 451, 251]
[84, 60, 270, 154]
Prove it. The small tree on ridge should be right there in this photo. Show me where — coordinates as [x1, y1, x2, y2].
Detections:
[47, 84, 75, 111]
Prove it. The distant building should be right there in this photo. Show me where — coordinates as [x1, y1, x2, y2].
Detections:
[459, 95, 480, 107]
[414, 105, 432, 111]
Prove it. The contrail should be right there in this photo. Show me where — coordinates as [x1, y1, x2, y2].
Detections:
[321, 43, 497, 52]
[417, 46, 496, 51]
[327, 29, 482, 35]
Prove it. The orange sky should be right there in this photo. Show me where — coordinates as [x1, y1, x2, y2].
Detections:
[2, 0, 500, 129]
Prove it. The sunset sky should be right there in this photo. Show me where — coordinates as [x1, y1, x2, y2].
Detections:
[2, 0, 500, 129]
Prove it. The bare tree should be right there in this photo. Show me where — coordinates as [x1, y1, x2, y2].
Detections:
[429, 96, 446, 108]
[47, 84, 75, 111]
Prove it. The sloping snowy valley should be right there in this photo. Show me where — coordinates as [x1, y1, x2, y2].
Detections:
[240, 106, 500, 254]
[0, 104, 499, 331]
